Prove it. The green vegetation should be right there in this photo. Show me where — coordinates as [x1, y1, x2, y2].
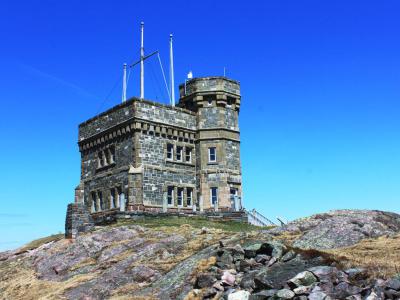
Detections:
[114, 215, 271, 232]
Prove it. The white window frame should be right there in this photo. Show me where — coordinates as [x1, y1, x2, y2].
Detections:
[115, 186, 122, 208]
[185, 147, 192, 163]
[176, 146, 183, 161]
[208, 147, 217, 163]
[109, 147, 115, 164]
[187, 188, 193, 207]
[177, 188, 184, 207]
[167, 144, 174, 160]
[110, 188, 115, 209]
[210, 187, 218, 206]
[91, 192, 97, 212]
[98, 191, 103, 211]
[167, 186, 174, 206]
[98, 152, 105, 168]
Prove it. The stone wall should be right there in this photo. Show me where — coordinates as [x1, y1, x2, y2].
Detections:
[81, 135, 134, 180]
[225, 140, 241, 171]
[138, 132, 196, 207]
[83, 171, 129, 211]
[79, 101, 134, 141]
[197, 106, 238, 131]
[65, 203, 94, 238]
[134, 100, 196, 130]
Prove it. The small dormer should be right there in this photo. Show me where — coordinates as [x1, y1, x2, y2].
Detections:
[177, 77, 241, 112]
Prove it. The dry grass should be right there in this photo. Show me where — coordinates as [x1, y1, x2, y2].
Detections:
[114, 216, 264, 232]
[195, 256, 217, 273]
[274, 231, 303, 246]
[17, 234, 64, 253]
[0, 259, 98, 300]
[324, 234, 400, 279]
[286, 234, 400, 279]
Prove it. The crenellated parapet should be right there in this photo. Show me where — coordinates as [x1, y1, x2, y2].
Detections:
[178, 77, 241, 112]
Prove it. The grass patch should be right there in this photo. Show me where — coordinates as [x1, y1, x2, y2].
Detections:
[114, 215, 266, 232]
[18, 233, 64, 253]
[324, 234, 400, 279]
[285, 234, 400, 279]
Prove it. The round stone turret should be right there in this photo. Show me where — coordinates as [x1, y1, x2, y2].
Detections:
[178, 76, 241, 112]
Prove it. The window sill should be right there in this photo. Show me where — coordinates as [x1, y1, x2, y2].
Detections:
[165, 160, 195, 167]
[207, 161, 218, 165]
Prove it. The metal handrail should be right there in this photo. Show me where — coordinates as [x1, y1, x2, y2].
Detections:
[247, 209, 276, 226]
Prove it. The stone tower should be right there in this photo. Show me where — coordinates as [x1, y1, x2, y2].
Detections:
[178, 77, 242, 211]
[66, 76, 245, 237]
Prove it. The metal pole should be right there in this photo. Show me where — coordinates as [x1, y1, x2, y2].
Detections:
[140, 21, 144, 99]
[122, 63, 127, 102]
[169, 34, 175, 106]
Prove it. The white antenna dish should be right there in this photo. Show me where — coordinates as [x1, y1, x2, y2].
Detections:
[187, 71, 193, 79]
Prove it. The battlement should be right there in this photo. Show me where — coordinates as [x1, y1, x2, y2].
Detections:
[178, 77, 241, 112]
[179, 76, 241, 98]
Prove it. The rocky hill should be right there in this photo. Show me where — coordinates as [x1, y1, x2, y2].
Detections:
[1, 210, 400, 300]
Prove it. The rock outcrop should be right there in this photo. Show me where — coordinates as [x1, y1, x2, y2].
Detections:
[189, 241, 400, 300]
[1, 210, 400, 299]
[268, 209, 400, 249]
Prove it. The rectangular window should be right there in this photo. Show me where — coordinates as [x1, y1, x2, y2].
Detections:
[167, 144, 174, 160]
[109, 146, 115, 164]
[187, 188, 193, 206]
[110, 188, 116, 209]
[167, 186, 174, 205]
[176, 146, 183, 161]
[177, 188, 184, 206]
[98, 152, 105, 167]
[91, 192, 97, 212]
[98, 191, 103, 211]
[116, 187, 121, 208]
[105, 150, 110, 165]
[208, 147, 216, 162]
[185, 147, 192, 163]
[210, 187, 218, 206]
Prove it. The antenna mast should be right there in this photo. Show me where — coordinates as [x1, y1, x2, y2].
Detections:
[140, 21, 145, 99]
[122, 63, 127, 102]
[169, 34, 175, 106]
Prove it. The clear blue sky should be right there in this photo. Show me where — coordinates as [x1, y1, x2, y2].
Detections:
[1, 0, 399, 251]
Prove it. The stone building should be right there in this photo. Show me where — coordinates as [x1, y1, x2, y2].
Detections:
[74, 76, 242, 216]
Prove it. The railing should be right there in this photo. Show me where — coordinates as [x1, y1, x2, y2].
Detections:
[247, 209, 276, 227]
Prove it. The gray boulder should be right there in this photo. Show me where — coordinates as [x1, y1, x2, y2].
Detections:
[195, 273, 217, 288]
[258, 241, 287, 259]
[385, 278, 400, 290]
[288, 271, 317, 288]
[249, 289, 277, 300]
[244, 243, 263, 258]
[276, 288, 295, 299]
[228, 290, 250, 300]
